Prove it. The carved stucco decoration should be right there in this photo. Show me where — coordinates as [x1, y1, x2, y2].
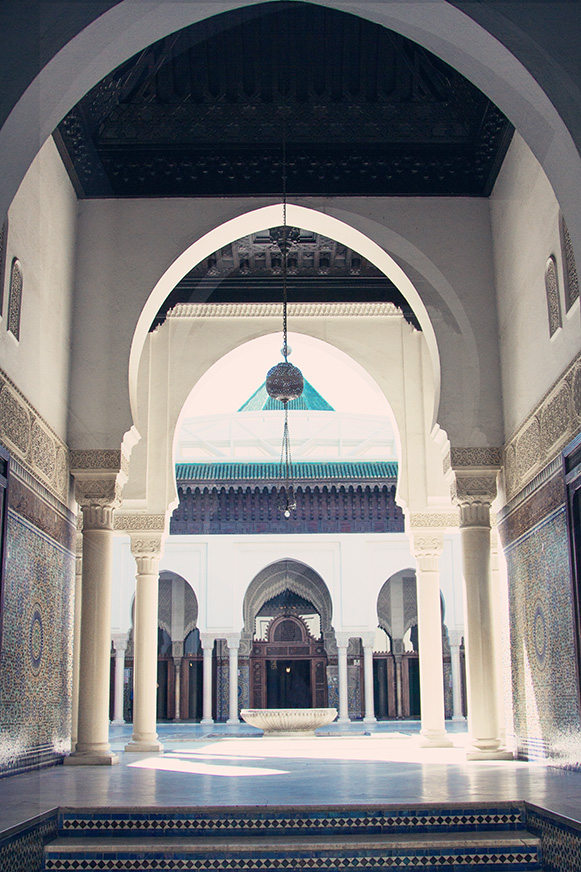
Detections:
[169, 301, 403, 320]
[114, 513, 166, 532]
[129, 532, 165, 575]
[503, 351, 581, 502]
[376, 580, 392, 638]
[240, 560, 335, 657]
[0, 368, 69, 504]
[409, 512, 458, 529]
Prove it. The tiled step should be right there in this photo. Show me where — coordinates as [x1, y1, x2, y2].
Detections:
[56, 803, 528, 839]
[43, 805, 542, 872]
[44, 830, 542, 871]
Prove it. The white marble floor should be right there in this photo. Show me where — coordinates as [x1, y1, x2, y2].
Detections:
[2, 723, 581, 837]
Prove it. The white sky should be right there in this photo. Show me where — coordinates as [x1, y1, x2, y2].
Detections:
[181, 332, 392, 417]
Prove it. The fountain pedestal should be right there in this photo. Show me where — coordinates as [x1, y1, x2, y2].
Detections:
[240, 708, 337, 736]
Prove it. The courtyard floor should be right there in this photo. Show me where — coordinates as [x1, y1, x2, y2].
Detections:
[2, 721, 581, 838]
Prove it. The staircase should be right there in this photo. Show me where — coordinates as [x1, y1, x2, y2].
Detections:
[43, 803, 542, 870]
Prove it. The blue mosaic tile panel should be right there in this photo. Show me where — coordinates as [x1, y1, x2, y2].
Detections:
[42, 844, 542, 871]
[504, 492, 581, 766]
[58, 805, 526, 838]
[0, 509, 75, 777]
[526, 806, 581, 872]
[0, 812, 57, 872]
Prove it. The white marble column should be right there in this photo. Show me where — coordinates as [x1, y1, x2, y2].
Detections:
[66, 497, 119, 765]
[200, 634, 214, 725]
[457, 497, 511, 759]
[411, 531, 452, 748]
[361, 633, 376, 724]
[125, 533, 164, 752]
[71, 531, 83, 749]
[336, 634, 350, 723]
[111, 633, 128, 725]
[173, 660, 182, 721]
[226, 636, 240, 724]
[449, 631, 464, 721]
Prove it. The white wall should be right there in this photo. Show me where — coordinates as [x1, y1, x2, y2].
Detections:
[491, 132, 581, 437]
[106, 531, 464, 640]
[0, 137, 77, 439]
[72, 193, 502, 452]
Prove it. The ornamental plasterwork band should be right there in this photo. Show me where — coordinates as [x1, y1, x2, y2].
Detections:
[169, 302, 403, 319]
[0, 366, 69, 503]
[114, 514, 167, 532]
[503, 349, 581, 502]
[409, 512, 459, 529]
[71, 449, 130, 528]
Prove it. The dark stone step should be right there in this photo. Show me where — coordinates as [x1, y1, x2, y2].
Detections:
[43, 830, 542, 871]
[57, 802, 527, 840]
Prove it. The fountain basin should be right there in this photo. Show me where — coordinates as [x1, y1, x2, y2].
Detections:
[240, 708, 337, 736]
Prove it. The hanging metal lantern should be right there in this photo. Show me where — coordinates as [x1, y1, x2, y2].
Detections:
[266, 360, 304, 404]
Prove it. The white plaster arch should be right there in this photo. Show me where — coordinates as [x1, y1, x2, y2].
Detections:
[129, 203, 441, 430]
[1, 0, 581, 263]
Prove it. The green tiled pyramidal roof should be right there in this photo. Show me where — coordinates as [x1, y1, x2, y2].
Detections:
[238, 378, 334, 412]
[176, 461, 398, 482]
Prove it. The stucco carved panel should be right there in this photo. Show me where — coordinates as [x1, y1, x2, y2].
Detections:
[541, 384, 571, 454]
[516, 418, 541, 481]
[504, 351, 581, 502]
[0, 384, 31, 454]
[31, 420, 57, 482]
[114, 513, 166, 532]
[0, 368, 69, 504]
[449, 447, 503, 468]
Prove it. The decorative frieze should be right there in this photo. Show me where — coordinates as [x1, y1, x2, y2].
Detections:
[115, 513, 166, 532]
[503, 350, 581, 502]
[409, 512, 458, 529]
[0, 367, 69, 504]
[168, 301, 403, 320]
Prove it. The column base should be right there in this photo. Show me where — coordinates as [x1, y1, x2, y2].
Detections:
[363, 716, 377, 724]
[336, 717, 351, 725]
[65, 750, 119, 766]
[452, 715, 466, 722]
[420, 729, 453, 748]
[226, 717, 240, 725]
[125, 733, 163, 752]
[201, 717, 214, 725]
[110, 718, 126, 726]
[467, 742, 513, 761]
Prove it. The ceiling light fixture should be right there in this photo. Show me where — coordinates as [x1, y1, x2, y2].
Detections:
[265, 138, 304, 518]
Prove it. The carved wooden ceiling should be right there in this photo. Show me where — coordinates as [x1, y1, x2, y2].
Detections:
[152, 229, 420, 329]
[54, 1, 513, 198]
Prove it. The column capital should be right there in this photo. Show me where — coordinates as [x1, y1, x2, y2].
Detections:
[445, 448, 501, 529]
[224, 633, 240, 651]
[200, 633, 215, 650]
[360, 631, 376, 649]
[112, 632, 129, 654]
[72, 449, 130, 530]
[171, 641, 184, 659]
[129, 532, 164, 575]
[410, 530, 444, 571]
[335, 632, 351, 650]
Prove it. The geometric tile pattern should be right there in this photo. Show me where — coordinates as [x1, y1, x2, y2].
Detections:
[43, 849, 542, 870]
[0, 813, 58, 872]
[526, 805, 581, 872]
[59, 806, 526, 837]
[0, 501, 75, 777]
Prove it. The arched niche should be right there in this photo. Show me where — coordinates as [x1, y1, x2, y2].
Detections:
[240, 558, 336, 656]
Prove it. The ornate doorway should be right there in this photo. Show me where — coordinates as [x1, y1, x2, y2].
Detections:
[250, 614, 328, 709]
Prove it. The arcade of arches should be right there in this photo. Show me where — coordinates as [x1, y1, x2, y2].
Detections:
[0, 0, 580, 788]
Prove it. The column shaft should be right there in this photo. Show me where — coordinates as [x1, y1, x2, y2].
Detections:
[362, 644, 376, 723]
[227, 643, 240, 724]
[71, 538, 82, 748]
[460, 522, 509, 757]
[111, 641, 127, 725]
[450, 643, 464, 721]
[394, 654, 403, 718]
[337, 643, 349, 723]
[66, 517, 118, 765]
[201, 641, 214, 724]
[173, 659, 182, 721]
[126, 570, 162, 751]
